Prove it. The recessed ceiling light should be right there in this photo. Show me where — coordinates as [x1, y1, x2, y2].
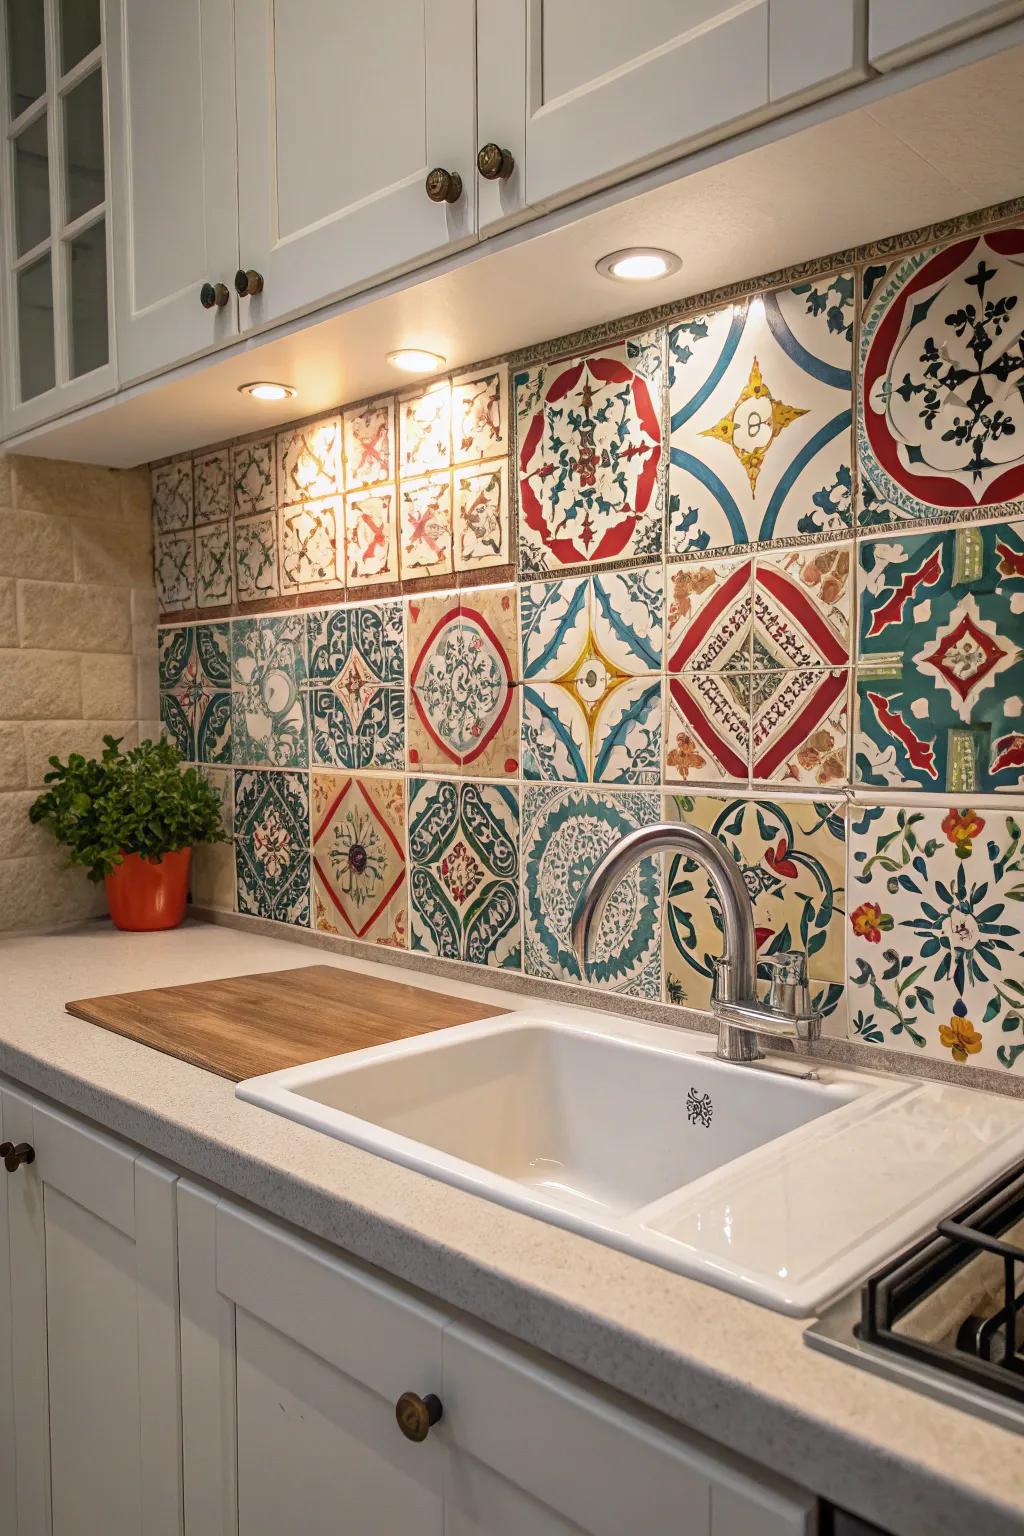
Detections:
[387, 348, 446, 374]
[595, 247, 682, 283]
[238, 381, 296, 401]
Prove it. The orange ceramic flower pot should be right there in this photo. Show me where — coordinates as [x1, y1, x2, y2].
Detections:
[104, 848, 192, 932]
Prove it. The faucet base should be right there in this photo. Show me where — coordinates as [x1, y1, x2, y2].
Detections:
[715, 1023, 764, 1063]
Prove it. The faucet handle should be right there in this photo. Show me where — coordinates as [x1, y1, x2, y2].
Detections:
[760, 951, 810, 1018]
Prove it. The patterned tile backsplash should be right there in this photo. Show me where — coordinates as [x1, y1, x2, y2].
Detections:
[154, 201, 1024, 1084]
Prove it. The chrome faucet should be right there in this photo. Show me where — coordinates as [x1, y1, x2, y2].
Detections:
[571, 822, 822, 1064]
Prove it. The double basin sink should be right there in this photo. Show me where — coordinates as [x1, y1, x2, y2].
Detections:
[238, 1008, 1024, 1316]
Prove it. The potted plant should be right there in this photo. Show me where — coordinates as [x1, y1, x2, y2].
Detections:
[29, 736, 229, 932]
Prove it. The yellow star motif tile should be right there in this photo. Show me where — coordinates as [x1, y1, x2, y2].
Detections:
[700, 357, 807, 495]
[552, 625, 631, 732]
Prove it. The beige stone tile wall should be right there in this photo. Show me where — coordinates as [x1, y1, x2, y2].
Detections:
[0, 454, 158, 931]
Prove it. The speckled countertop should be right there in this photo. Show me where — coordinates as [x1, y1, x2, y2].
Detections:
[1, 920, 1021, 1536]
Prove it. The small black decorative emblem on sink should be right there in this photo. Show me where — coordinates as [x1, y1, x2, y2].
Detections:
[686, 1087, 714, 1128]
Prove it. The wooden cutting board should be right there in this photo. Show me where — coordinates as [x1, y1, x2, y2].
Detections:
[66, 964, 508, 1082]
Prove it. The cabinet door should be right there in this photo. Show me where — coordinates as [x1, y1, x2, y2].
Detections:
[2, 1084, 182, 1536]
[178, 1184, 449, 1536]
[869, 0, 1024, 68]
[442, 1323, 817, 1536]
[233, 0, 477, 331]
[107, 0, 238, 383]
[0, 1093, 16, 1535]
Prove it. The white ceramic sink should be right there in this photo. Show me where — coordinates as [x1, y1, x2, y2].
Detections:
[238, 1009, 1024, 1315]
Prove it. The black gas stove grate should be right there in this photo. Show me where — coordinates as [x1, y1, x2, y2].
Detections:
[859, 1158, 1024, 1404]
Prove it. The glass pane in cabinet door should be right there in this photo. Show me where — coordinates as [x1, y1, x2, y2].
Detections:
[64, 68, 104, 222]
[60, 0, 101, 73]
[13, 111, 50, 256]
[6, 0, 45, 118]
[68, 219, 108, 376]
[17, 252, 55, 400]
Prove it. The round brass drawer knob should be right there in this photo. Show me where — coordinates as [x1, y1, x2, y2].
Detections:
[477, 142, 514, 181]
[425, 167, 463, 204]
[234, 268, 265, 298]
[0, 1141, 35, 1174]
[200, 281, 230, 310]
[395, 1390, 443, 1442]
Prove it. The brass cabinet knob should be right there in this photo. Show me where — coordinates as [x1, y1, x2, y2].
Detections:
[425, 167, 462, 204]
[234, 268, 265, 298]
[395, 1390, 443, 1442]
[477, 143, 514, 181]
[200, 281, 230, 310]
[0, 1141, 35, 1173]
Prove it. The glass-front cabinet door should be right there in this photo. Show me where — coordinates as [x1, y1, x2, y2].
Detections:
[1, 0, 116, 433]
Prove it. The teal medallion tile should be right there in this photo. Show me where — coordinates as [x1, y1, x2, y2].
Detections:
[231, 615, 308, 768]
[408, 777, 520, 969]
[307, 600, 405, 770]
[234, 769, 310, 927]
[158, 623, 231, 763]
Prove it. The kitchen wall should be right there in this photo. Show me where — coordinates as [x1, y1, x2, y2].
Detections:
[153, 196, 1024, 1088]
[0, 454, 157, 930]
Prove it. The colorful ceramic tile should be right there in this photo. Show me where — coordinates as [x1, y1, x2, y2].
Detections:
[408, 589, 518, 776]
[855, 522, 1024, 792]
[154, 529, 195, 614]
[279, 496, 343, 594]
[452, 365, 507, 463]
[517, 330, 663, 575]
[234, 769, 310, 927]
[312, 772, 406, 946]
[234, 512, 280, 603]
[158, 623, 231, 764]
[408, 777, 520, 968]
[277, 415, 342, 506]
[848, 803, 1024, 1072]
[307, 601, 405, 771]
[343, 397, 393, 489]
[399, 473, 453, 580]
[195, 522, 233, 609]
[231, 615, 308, 768]
[668, 276, 853, 554]
[522, 784, 661, 997]
[231, 438, 276, 517]
[193, 449, 231, 525]
[521, 567, 662, 783]
[859, 229, 1024, 530]
[453, 462, 509, 573]
[152, 459, 193, 534]
[663, 793, 846, 1025]
[344, 488, 399, 588]
[667, 557, 753, 673]
[752, 544, 851, 668]
[400, 381, 451, 475]
[198, 763, 233, 834]
[751, 669, 849, 786]
[665, 672, 750, 785]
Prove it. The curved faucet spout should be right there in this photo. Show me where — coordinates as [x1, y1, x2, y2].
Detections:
[571, 822, 758, 1005]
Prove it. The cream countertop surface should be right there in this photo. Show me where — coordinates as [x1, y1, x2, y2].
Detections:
[0, 919, 1021, 1536]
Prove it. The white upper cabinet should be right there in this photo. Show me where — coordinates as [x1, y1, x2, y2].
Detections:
[869, 0, 1024, 68]
[232, 0, 478, 332]
[107, 0, 239, 385]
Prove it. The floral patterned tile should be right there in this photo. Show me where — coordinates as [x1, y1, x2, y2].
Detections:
[452, 365, 507, 464]
[277, 415, 342, 506]
[399, 473, 453, 580]
[231, 439, 276, 518]
[279, 496, 343, 595]
[855, 522, 1024, 792]
[234, 769, 310, 927]
[155, 529, 195, 614]
[194, 449, 231, 526]
[307, 601, 404, 771]
[152, 459, 193, 534]
[751, 669, 849, 787]
[453, 462, 509, 573]
[667, 557, 753, 673]
[858, 228, 1024, 531]
[158, 624, 231, 764]
[400, 381, 451, 476]
[668, 276, 853, 554]
[408, 589, 518, 777]
[312, 772, 406, 946]
[345, 487, 399, 589]
[848, 803, 1024, 1072]
[343, 396, 393, 490]
[752, 544, 851, 669]
[665, 673, 751, 785]
[522, 784, 661, 997]
[517, 330, 663, 575]
[195, 522, 233, 610]
[231, 615, 308, 768]
[521, 567, 662, 783]
[198, 763, 233, 834]
[663, 792, 846, 1028]
[408, 777, 520, 968]
[234, 512, 280, 604]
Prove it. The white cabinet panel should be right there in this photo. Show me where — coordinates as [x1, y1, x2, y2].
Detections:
[475, 0, 529, 235]
[769, 1, 869, 103]
[233, 0, 477, 330]
[869, 0, 1024, 67]
[108, 0, 239, 383]
[0, 1094, 16, 1536]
